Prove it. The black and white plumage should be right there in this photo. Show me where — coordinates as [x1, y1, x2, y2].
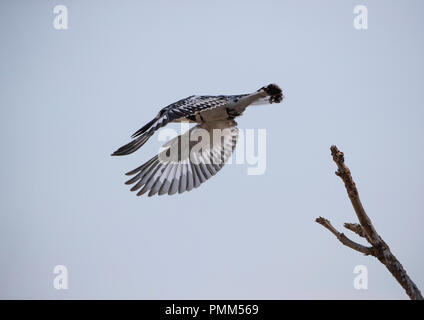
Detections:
[112, 84, 283, 197]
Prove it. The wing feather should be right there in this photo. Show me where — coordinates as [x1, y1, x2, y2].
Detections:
[124, 123, 238, 197]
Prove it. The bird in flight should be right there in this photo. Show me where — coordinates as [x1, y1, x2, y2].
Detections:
[112, 84, 283, 197]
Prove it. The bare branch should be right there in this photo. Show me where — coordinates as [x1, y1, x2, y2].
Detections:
[316, 145, 423, 300]
[330, 146, 380, 246]
[315, 217, 373, 255]
[344, 222, 366, 238]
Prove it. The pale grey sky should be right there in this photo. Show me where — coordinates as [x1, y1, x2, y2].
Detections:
[0, 0, 423, 299]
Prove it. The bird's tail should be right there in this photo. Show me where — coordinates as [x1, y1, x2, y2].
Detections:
[111, 132, 153, 156]
[111, 114, 161, 156]
[258, 84, 283, 103]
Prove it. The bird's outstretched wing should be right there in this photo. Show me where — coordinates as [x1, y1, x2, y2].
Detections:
[124, 122, 238, 197]
[111, 95, 243, 156]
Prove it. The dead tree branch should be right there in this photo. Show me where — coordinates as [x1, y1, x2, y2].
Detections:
[344, 223, 366, 238]
[316, 145, 423, 300]
[316, 217, 374, 255]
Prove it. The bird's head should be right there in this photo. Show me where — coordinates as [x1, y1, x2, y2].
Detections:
[258, 84, 283, 104]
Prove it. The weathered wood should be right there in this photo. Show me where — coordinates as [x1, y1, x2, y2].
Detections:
[316, 145, 423, 300]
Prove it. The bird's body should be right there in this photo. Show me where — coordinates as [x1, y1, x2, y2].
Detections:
[112, 84, 283, 197]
